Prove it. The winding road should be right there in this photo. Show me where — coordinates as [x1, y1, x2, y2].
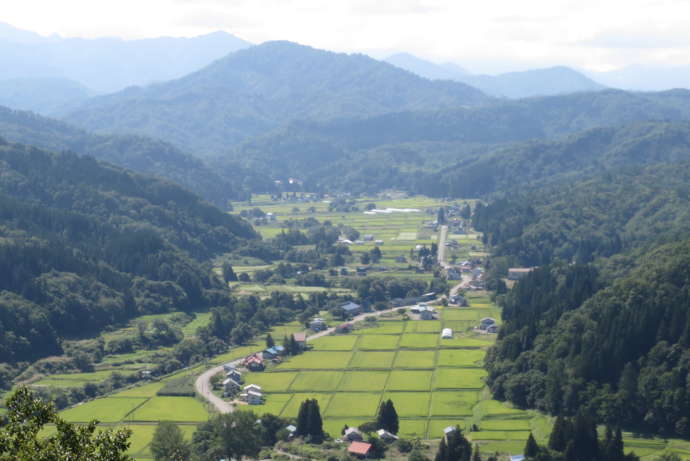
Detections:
[194, 305, 411, 414]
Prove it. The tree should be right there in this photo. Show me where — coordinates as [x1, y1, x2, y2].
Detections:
[437, 207, 446, 225]
[435, 437, 449, 461]
[266, 333, 275, 349]
[446, 427, 472, 461]
[191, 411, 261, 461]
[524, 433, 539, 458]
[0, 387, 132, 460]
[472, 445, 482, 461]
[370, 247, 382, 263]
[548, 416, 570, 452]
[360, 252, 371, 264]
[150, 421, 189, 461]
[367, 435, 388, 458]
[376, 399, 399, 434]
[222, 262, 238, 282]
[296, 399, 324, 442]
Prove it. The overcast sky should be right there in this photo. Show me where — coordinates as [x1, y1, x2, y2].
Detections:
[4, 0, 690, 73]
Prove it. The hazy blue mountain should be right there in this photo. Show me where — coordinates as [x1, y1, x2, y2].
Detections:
[0, 77, 93, 114]
[385, 52, 606, 98]
[590, 65, 690, 92]
[63, 41, 491, 154]
[385, 53, 468, 80]
[0, 106, 261, 205]
[0, 23, 251, 93]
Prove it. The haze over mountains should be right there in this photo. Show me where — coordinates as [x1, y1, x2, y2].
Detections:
[385, 53, 606, 98]
[0, 21, 251, 94]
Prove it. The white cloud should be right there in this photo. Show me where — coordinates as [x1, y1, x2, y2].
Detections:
[3, 0, 690, 72]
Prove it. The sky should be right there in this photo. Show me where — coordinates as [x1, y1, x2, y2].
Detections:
[3, 0, 690, 73]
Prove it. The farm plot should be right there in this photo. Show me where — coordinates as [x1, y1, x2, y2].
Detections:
[310, 335, 358, 351]
[275, 351, 353, 370]
[387, 370, 433, 391]
[245, 371, 298, 392]
[240, 393, 293, 416]
[384, 392, 431, 417]
[399, 419, 429, 438]
[326, 392, 382, 418]
[394, 350, 437, 369]
[400, 333, 439, 349]
[338, 371, 389, 391]
[353, 321, 406, 335]
[430, 391, 478, 416]
[434, 368, 487, 389]
[349, 351, 396, 369]
[439, 335, 495, 348]
[437, 349, 485, 367]
[280, 393, 332, 418]
[61, 397, 146, 423]
[405, 320, 443, 333]
[290, 371, 344, 392]
[358, 334, 400, 350]
[129, 397, 208, 422]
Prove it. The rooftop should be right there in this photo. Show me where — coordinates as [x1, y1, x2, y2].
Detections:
[348, 441, 372, 456]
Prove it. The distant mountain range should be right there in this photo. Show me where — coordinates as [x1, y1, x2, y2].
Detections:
[385, 53, 606, 98]
[0, 77, 93, 114]
[0, 22, 251, 93]
[62, 41, 490, 154]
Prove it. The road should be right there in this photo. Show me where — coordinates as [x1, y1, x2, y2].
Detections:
[194, 305, 410, 414]
[437, 225, 449, 268]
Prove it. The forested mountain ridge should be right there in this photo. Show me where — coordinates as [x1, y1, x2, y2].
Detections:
[474, 162, 690, 437]
[0, 77, 93, 114]
[0, 105, 264, 205]
[0, 138, 256, 369]
[62, 40, 491, 154]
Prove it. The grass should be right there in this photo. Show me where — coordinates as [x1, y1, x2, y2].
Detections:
[244, 371, 298, 392]
[309, 335, 358, 351]
[479, 419, 531, 431]
[280, 393, 332, 418]
[338, 371, 390, 391]
[437, 349, 485, 367]
[475, 400, 528, 419]
[128, 397, 208, 422]
[430, 391, 478, 416]
[124, 425, 157, 456]
[394, 350, 437, 368]
[442, 309, 481, 321]
[326, 392, 381, 418]
[238, 393, 293, 416]
[290, 371, 344, 392]
[399, 334, 439, 349]
[399, 419, 429, 438]
[384, 392, 431, 417]
[387, 370, 433, 391]
[405, 321, 443, 333]
[353, 321, 406, 335]
[275, 351, 353, 370]
[61, 397, 147, 423]
[348, 351, 396, 369]
[358, 335, 401, 350]
[434, 368, 487, 389]
[438, 335, 494, 348]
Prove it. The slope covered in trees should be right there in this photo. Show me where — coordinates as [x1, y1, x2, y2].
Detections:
[477, 163, 690, 437]
[0, 138, 256, 366]
[0, 106, 266, 205]
[62, 41, 490, 154]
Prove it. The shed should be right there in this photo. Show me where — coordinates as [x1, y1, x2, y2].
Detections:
[441, 328, 453, 339]
[344, 427, 363, 442]
[377, 429, 399, 443]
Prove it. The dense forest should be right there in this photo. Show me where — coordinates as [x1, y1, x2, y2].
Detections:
[477, 160, 690, 437]
[0, 106, 268, 205]
[0, 138, 255, 375]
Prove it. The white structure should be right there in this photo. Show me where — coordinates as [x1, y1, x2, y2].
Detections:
[441, 328, 453, 339]
[244, 384, 262, 393]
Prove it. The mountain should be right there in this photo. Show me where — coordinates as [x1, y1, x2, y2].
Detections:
[220, 89, 690, 191]
[0, 137, 256, 367]
[385, 53, 606, 98]
[591, 64, 690, 92]
[0, 106, 265, 205]
[0, 77, 92, 114]
[385, 53, 468, 80]
[0, 23, 251, 93]
[62, 41, 491, 154]
[475, 163, 690, 436]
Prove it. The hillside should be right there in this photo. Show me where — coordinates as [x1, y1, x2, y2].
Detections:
[0, 22, 251, 93]
[0, 106, 267, 205]
[0, 77, 92, 114]
[0, 138, 256, 369]
[62, 41, 491, 154]
[471, 162, 690, 437]
[385, 53, 606, 98]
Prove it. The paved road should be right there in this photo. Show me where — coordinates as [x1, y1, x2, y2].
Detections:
[437, 225, 449, 268]
[195, 305, 408, 414]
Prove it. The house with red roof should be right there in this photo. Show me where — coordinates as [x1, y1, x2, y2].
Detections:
[348, 441, 372, 458]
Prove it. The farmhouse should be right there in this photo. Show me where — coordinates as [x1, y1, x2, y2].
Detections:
[336, 323, 352, 334]
[244, 384, 262, 393]
[240, 389, 263, 405]
[348, 441, 372, 459]
[377, 429, 399, 443]
[341, 301, 362, 316]
[344, 427, 363, 442]
[444, 426, 458, 437]
[226, 369, 243, 383]
[293, 332, 307, 349]
[446, 267, 461, 280]
[486, 324, 498, 334]
[286, 424, 297, 438]
[420, 306, 436, 320]
[309, 317, 328, 331]
[508, 267, 534, 280]
[244, 354, 265, 371]
[222, 378, 241, 396]
[222, 362, 236, 373]
[479, 317, 496, 331]
[441, 328, 453, 339]
[263, 346, 285, 359]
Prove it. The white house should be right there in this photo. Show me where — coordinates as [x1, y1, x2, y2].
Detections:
[244, 384, 262, 393]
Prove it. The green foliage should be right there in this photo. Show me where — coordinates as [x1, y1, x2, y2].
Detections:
[150, 421, 190, 461]
[296, 398, 325, 442]
[190, 411, 262, 460]
[376, 399, 400, 434]
[156, 375, 195, 397]
[0, 387, 132, 460]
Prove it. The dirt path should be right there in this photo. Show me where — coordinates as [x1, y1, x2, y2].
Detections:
[194, 305, 408, 414]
